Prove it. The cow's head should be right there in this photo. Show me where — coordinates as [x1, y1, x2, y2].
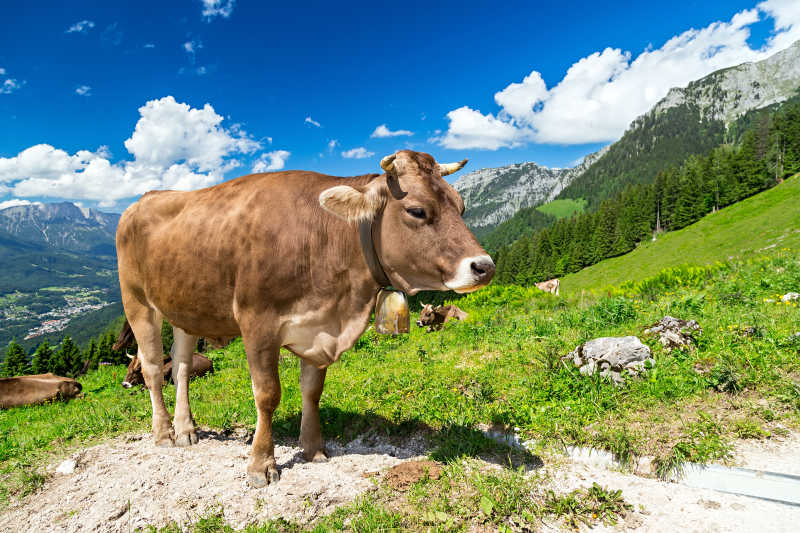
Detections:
[417, 303, 437, 327]
[319, 150, 494, 295]
[121, 354, 143, 388]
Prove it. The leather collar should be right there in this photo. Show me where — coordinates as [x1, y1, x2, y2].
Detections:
[359, 219, 391, 287]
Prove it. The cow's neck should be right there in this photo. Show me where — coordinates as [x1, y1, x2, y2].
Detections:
[358, 219, 390, 287]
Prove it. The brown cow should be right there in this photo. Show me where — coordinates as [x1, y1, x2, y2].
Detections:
[0, 373, 82, 408]
[114, 319, 214, 388]
[535, 278, 560, 295]
[121, 352, 214, 389]
[116, 150, 494, 487]
[416, 304, 468, 332]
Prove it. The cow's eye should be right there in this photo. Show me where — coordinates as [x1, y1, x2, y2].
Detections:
[406, 207, 426, 219]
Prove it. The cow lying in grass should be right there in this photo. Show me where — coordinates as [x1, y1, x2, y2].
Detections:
[121, 352, 213, 389]
[416, 304, 468, 332]
[114, 320, 214, 388]
[0, 373, 82, 408]
[535, 278, 560, 295]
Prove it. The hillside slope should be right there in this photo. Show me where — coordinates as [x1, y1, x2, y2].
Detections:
[558, 40, 800, 207]
[562, 175, 800, 293]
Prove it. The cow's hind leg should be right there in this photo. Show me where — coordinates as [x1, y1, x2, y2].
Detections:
[127, 306, 174, 447]
[172, 327, 199, 446]
[242, 328, 281, 487]
[300, 359, 328, 462]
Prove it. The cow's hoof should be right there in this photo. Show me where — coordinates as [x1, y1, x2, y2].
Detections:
[155, 437, 174, 447]
[304, 449, 329, 463]
[175, 431, 198, 447]
[248, 468, 279, 488]
[248, 473, 267, 488]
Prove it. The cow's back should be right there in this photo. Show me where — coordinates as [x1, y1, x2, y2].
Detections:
[0, 374, 81, 408]
[116, 171, 351, 338]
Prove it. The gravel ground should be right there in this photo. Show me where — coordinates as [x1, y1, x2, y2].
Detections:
[3, 430, 799, 532]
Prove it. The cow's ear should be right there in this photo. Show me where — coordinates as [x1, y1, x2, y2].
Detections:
[319, 178, 387, 222]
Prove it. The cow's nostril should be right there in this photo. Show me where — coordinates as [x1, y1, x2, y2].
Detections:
[470, 257, 496, 281]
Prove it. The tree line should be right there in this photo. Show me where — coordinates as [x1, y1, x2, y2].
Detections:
[0, 330, 130, 378]
[493, 98, 800, 285]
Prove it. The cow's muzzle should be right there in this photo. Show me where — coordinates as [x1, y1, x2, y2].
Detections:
[444, 255, 495, 293]
[121, 381, 133, 389]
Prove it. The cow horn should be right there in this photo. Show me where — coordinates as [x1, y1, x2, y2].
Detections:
[439, 159, 468, 176]
[126, 353, 134, 360]
[380, 153, 397, 172]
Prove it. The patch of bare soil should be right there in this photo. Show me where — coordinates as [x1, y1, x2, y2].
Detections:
[1, 429, 427, 533]
[383, 460, 442, 490]
[5, 430, 800, 532]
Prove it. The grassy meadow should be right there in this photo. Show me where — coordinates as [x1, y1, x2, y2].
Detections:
[2, 177, 800, 530]
[535, 198, 587, 220]
[2, 244, 799, 529]
[563, 175, 800, 293]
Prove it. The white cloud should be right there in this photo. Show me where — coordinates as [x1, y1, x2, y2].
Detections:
[183, 40, 202, 55]
[0, 199, 39, 210]
[0, 96, 264, 206]
[66, 20, 95, 33]
[201, 0, 235, 20]
[252, 150, 290, 172]
[342, 147, 374, 159]
[75, 85, 91, 96]
[370, 124, 414, 138]
[144, 43, 156, 49]
[1, 78, 23, 94]
[436, 1, 800, 148]
[305, 116, 322, 128]
[327, 139, 339, 153]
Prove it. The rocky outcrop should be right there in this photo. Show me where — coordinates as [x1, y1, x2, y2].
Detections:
[644, 316, 702, 351]
[563, 336, 654, 386]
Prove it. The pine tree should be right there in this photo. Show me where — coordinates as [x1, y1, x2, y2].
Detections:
[30, 341, 53, 374]
[2, 341, 31, 377]
[53, 336, 81, 377]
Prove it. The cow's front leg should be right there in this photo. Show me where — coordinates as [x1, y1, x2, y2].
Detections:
[300, 359, 328, 462]
[243, 332, 281, 488]
[171, 327, 199, 446]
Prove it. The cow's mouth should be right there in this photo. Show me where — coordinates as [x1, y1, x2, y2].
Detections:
[444, 255, 496, 293]
[121, 381, 133, 389]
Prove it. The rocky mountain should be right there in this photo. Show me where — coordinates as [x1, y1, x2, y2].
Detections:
[0, 202, 120, 254]
[645, 39, 800, 126]
[457, 40, 800, 233]
[452, 147, 606, 233]
[559, 40, 800, 207]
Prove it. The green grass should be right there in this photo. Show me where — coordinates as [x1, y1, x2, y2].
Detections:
[535, 198, 587, 219]
[563, 175, 800, 294]
[2, 180, 800, 527]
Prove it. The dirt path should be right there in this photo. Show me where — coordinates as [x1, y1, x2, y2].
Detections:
[1, 430, 427, 532]
[4, 430, 800, 532]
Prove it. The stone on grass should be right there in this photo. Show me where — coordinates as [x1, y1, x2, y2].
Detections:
[644, 316, 702, 351]
[563, 336, 654, 386]
[782, 292, 800, 302]
[56, 459, 77, 474]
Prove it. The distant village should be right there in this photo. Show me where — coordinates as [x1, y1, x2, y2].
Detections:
[23, 295, 112, 340]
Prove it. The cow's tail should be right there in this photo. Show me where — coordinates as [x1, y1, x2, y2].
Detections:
[112, 319, 136, 351]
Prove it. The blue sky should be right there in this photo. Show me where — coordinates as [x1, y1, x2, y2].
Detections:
[1, 0, 799, 211]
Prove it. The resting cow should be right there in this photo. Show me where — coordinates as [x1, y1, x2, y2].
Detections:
[535, 278, 560, 295]
[116, 150, 494, 487]
[121, 352, 213, 389]
[0, 373, 82, 408]
[416, 304, 468, 332]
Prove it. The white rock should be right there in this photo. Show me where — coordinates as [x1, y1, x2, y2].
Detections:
[56, 459, 77, 474]
[782, 292, 800, 302]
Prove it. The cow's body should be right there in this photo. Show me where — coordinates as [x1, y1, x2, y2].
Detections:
[0, 373, 82, 408]
[535, 278, 560, 295]
[116, 150, 494, 487]
[121, 351, 214, 388]
[416, 304, 468, 331]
